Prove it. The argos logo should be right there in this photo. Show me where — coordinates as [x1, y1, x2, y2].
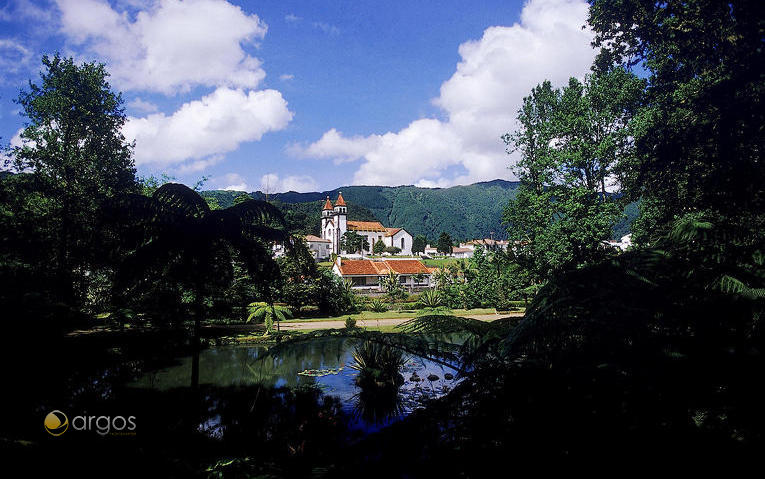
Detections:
[44, 411, 136, 436]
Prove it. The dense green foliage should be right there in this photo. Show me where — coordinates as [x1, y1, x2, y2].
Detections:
[247, 302, 293, 332]
[431, 246, 532, 310]
[2, 54, 138, 313]
[503, 68, 644, 281]
[589, 0, 764, 246]
[339, 231, 370, 255]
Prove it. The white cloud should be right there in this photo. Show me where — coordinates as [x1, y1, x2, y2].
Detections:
[288, 128, 383, 164]
[284, 13, 301, 23]
[1, 128, 28, 170]
[293, 0, 595, 186]
[0, 39, 33, 76]
[123, 87, 293, 169]
[126, 97, 158, 113]
[219, 172, 249, 191]
[0, 0, 56, 23]
[54, 0, 269, 94]
[279, 73, 294, 81]
[260, 173, 318, 193]
[312, 21, 339, 36]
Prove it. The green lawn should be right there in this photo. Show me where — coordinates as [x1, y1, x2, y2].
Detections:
[422, 258, 459, 268]
[282, 308, 499, 323]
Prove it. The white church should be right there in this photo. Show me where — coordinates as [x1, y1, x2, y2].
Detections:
[320, 192, 413, 256]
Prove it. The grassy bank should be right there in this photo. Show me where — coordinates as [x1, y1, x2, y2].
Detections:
[281, 308, 501, 323]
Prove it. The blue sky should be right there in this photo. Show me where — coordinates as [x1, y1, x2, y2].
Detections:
[0, 0, 596, 192]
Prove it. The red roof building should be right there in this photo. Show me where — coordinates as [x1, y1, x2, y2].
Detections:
[332, 258, 434, 290]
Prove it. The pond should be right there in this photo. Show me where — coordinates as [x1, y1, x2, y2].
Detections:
[131, 336, 462, 435]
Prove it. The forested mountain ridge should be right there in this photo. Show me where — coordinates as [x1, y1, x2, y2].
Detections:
[203, 179, 522, 241]
[202, 179, 636, 241]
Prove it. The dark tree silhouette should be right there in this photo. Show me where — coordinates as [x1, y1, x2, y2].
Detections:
[110, 183, 289, 387]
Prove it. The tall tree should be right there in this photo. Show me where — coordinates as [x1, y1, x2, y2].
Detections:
[340, 231, 369, 255]
[373, 239, 386, 255]
[588, 0, 765, 246]
[412, 234, 427, 255]
[6, 54, 137, 307]
[503, 69, 643, 280]
[437, 232, 453, 255]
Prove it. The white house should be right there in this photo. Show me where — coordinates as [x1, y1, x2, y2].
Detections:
[451, 247, 474, 258]
[321, 192, 413, 255]
[603, 233, 633, 252]
[305, 235, 332, 260]
[423, 245, 473, 258]
[460, 239, 509, 251]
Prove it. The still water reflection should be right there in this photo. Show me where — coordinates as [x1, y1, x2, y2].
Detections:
[131, 337, 461, 433]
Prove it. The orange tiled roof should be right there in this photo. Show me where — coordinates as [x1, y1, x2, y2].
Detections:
[336, 259, 432, 276]
[347, 220, 387, 232]
[335, 259, 378, 275]
[466, 238, 509, 246]
[322, 197, 333, 210]
[335, 192, 346, 206]
[385, 227, 401, 237]
[385, 259, 432, 274]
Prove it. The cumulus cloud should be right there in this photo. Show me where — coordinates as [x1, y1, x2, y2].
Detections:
[288, 128, 383, 164]
[293, 0, 595, 186]
[126, 97, 158, 113]
[218, 172, 250, 191]
[260, 173, 318, 193]
[123, 87, 293, 169]
[54, 0, 268, 94]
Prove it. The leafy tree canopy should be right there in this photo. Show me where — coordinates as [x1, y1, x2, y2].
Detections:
[503, 68, 644, 281]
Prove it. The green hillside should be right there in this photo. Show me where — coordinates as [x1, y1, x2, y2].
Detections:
[200, 191, 378, 237]
[202, 179, 636, 241]
[204, 179, 522, 241]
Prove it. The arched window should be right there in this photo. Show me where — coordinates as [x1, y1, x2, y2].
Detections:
[401, 237, 405, 250]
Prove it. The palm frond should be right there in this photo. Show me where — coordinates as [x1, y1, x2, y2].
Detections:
[397, 314, 493, 336]
[224, 198, 286, 227]
[153, 183, 210, 219]
[713, 274, 765, 300]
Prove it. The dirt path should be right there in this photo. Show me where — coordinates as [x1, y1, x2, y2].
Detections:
[278, 312, 523, 331]
[66, 312, 524, 337]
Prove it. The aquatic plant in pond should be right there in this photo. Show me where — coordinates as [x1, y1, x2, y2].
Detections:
[350, 341, 406, 389]
[298, 366, 345, 377]
[350, 341, 408, 424]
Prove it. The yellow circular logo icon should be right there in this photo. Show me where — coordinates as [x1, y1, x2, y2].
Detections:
[44, 410, 69, 436]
